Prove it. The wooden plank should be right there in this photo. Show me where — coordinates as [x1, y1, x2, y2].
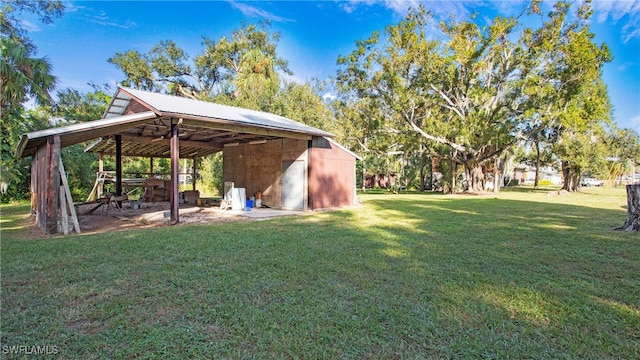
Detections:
[59, 159, 81, 233]
[45, 135, 61, 234]
[59, 187, 69, 235]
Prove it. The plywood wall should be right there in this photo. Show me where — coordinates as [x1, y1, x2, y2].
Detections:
[223, 138, 308, 209]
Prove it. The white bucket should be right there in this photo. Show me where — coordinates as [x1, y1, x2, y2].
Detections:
[255, 199, 262, 208]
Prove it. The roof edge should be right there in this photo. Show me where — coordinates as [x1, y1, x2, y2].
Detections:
[16, 111, 158, 158]
[324, 137, 362, 160]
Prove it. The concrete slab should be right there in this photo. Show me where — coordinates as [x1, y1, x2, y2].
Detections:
[226, 208, 305, 219]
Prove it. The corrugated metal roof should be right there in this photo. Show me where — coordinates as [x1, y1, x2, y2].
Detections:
[104, 91, 132, 118]
[16, 88, 342, 159]
[16, 111, 159, 158]
[119, 87, 333, 137]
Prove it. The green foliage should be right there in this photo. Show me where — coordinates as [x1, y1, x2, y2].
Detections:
[1, 106, 52, 202]
[108, 21, 290, 100]
[197, 153, 223, 196]
[335, 1, 615, 193]
[538, 179, 553, 186]
[52, 84, 112, 122]
[61, 146, 97, 200]
[336, 5, 529, 193]
[0, 0, 63, 202]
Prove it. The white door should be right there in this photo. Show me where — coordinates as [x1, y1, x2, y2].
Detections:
[282, 160, 304, 210]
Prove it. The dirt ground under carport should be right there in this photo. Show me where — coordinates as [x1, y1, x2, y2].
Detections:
[64, 201, 305, 235]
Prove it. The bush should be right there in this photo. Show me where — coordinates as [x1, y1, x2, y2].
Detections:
[538, 179, 553, 186]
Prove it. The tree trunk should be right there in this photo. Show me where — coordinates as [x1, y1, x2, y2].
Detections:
[534, 141, 540, 189]
[617, 184, 640, 232]
[419, 158, 425, 192]
[469, 163, 484, 192]
[361, 157, 366, 192]
[493, 158, 500, 193]
[561, 160, 579, 191]
[450, 159, 456, 194]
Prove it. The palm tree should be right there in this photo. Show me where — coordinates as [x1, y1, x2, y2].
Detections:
[1, 36, 56, 119]
[233, 48, 278, 101]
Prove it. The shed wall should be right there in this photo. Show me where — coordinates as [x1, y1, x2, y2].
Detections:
[309, 137, 357, 209]
[223, 138, 308, 209]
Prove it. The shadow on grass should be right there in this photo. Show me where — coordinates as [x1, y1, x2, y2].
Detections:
[1, 194, 638, 358]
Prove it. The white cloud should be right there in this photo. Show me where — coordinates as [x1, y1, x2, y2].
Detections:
[21, 19, 41, 32]
[591, 0, 640, 43]
[228, 1, 295, 23]
[64, 3, 85, 13]
[74, 7, 137, 29]
[323, 92, 337, 101]
[384, 0, 421, 15]
[87, 10, 137, 29]
[89, 17, 137, 29]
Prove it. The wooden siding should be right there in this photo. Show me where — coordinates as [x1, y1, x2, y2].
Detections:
[223, 138, 308, 209]
[309, 137, 356, 209]
[30, 135, 61, 234]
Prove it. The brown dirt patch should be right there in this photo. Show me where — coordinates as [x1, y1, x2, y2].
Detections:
[75, 201, 245, 233]
[17, 201, 250, 239]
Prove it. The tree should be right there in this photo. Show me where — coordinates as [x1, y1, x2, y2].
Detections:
[0, 0, 63, 201]
[50, 86, 111, 199]
[52, 83, 112, 122]
[605, 127, 640, 183]
[108, 21, 291, 100]
[522, 1, 612, 191]
[336, 6, 529, 193]
[0, 37, 56, 116]
[234, 48, 278, 101]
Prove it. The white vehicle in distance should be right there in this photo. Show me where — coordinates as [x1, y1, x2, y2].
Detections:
[580, 177, 604, 187]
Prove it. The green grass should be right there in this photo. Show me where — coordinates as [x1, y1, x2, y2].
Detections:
[1, 187, 639, 358]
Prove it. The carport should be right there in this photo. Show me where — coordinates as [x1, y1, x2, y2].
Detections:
[17, 87, 359, 235]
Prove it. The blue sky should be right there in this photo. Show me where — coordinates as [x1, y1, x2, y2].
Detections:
[22, 1, 640, 133]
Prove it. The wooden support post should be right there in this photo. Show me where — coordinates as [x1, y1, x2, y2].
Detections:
[59, 189, 69, 235]
[98, 154, 104, 198]
[59, 159, 81, 233]
[45, 135, 61, 234]
[150, 157, 154, 176]
[115, 135, 122, 197]
[170, 121, 180, 224]
[192, 157, 198, 191]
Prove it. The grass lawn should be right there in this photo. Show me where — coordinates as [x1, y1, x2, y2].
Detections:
[1, 187, 638, 358]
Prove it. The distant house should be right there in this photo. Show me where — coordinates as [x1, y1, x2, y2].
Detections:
[512, 164, 562, 185]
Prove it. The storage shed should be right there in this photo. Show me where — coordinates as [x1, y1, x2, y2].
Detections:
[16, 87, 359, 234]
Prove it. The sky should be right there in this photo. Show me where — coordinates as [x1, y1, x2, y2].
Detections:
[20, 0, 640, 133]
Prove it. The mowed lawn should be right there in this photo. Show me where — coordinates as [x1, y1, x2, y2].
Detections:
[1, 187, 638, 359]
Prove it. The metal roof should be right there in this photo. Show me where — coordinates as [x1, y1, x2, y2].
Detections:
[17, 88, 336, 159]
[118, 87, 333, 137]
[17, 111, 158, 158]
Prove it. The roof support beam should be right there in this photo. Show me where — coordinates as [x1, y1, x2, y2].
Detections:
[170, 121, 180, 225]
[119, 135, 220, 150]
[115, 135, 123, 202]
[182, 118, 312, 141]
